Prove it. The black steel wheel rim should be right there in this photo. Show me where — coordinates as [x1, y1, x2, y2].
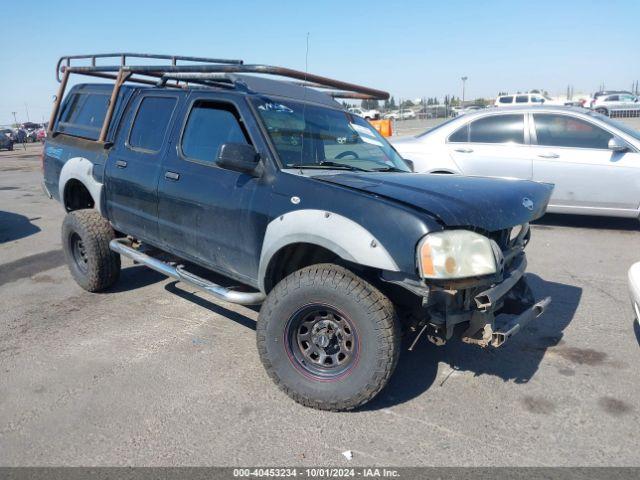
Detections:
[285, 304, 359, 380]
[70, 232, 88, 274]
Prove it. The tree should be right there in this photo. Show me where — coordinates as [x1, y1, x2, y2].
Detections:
[400, 99, 414, 109]
[383, 96, 397, 111]
[361, 99, 380, 110]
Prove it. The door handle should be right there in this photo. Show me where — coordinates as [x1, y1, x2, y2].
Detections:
[164, 171, 180, 181]
[454, 148, 473, 153]
[537, 153, 560, 159]
[115, 160, 128, 168]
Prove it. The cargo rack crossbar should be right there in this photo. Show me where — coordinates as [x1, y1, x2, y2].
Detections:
[49, 53, 390, 142]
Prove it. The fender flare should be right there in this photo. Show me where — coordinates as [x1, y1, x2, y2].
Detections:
[58, 157, 103, 214]
[258, 209, 399, 292]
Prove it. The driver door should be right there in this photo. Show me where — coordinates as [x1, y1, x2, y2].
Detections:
[156, 92, 271, 283]
[530, 112, 640, 213]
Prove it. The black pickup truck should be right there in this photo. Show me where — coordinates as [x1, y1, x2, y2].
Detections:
[42, 53, 553, 411]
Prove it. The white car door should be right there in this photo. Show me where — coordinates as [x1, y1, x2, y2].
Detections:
[530, 113, 640, 214]
[446, 113, 533, 179]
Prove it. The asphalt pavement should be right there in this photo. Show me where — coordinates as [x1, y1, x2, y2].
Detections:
[0, 142, 639, 466]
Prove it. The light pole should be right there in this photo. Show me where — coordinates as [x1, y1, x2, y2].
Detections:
[12, 111, 18, 126]
[461, 76, 468, 106]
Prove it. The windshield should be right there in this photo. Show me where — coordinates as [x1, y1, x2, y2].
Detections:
[253, 97, 411, 172]
[584, 110, 640, 142]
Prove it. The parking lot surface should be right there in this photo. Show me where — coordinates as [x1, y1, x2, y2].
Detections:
[1, 141, 639, 466]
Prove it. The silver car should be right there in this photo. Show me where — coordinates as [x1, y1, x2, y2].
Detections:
[391, 106, 640, 218]
[592, 93, 640, 117]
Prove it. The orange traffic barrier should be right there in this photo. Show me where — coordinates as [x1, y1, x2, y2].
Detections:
[368, 119, 393, 137]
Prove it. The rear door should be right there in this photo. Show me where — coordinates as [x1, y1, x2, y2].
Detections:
[105, 91, 180, 241]
[447, 113, 533, 179]
[530, 112, 640, 213]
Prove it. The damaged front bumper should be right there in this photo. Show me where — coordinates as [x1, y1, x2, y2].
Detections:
[416, 253, 551, 348]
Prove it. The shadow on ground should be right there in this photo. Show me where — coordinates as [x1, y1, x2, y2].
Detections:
[534, 213, 640, 231]
[104, 264, 168, 293]
[366, 274, 582, 410]
[165, 281, 258, 331]
[113, 247, 583, 410]
[0, 211, 41, 243]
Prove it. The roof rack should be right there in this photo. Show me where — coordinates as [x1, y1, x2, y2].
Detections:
[49, 52, 390, 142]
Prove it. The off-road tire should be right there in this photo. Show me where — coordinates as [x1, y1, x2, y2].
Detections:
[257, 264, 400, 411]
[61, 209, 120, 292]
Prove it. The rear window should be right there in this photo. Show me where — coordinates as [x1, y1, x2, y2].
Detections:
[128, 96, 177, 152]
[499, 96, 513, 104]
[57, 92, 109, 139]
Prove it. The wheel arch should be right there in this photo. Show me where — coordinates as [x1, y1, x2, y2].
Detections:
[258, 209, 400, 293]
[58, 157, 103, 213]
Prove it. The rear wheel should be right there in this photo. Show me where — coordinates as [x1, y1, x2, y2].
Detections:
[61, 209, 120, 292]
[596, 107, 608, 116]
[257, 264, 400, 411]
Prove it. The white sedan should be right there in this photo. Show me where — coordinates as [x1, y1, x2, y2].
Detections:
[391, 106, 640, 218]
[629, 262, 640, 322]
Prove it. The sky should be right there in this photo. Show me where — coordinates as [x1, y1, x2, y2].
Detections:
[0, 0, 639, 125]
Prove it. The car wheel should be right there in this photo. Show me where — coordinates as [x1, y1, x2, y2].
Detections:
[61, 209, 121, 292]
[596, 107, 609, 116]
[257, 263, 400, 411]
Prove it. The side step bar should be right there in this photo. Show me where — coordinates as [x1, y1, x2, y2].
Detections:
[109, 238, 266, 305]
[490, 296, 551, 347]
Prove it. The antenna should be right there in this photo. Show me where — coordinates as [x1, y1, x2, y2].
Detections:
[299, 32, 310, 174]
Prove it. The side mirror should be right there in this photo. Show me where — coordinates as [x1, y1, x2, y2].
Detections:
[608, 136, 629, 153]
[217, 143, 260, 175]
[404, 159, 415, 172]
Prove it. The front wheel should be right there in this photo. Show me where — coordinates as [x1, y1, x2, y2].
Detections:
[596, 107, 608, 116]
[257, 264, 400, 411]
[61, 209, 121, 292]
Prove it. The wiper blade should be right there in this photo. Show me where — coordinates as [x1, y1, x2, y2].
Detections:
[370, 166, 409, 172]
[317, 161, 369, 172]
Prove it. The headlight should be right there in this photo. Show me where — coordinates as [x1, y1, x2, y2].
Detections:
[417, 230, 497, 279]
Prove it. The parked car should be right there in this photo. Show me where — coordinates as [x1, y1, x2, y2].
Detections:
[0, 129, 14, 150]
[12, 128, 27, 143]
[588, 90, 634, 109]
[495, 93, 563, 107]
[392, 106, 640, 218]
[384, 110, 415, 120]
[452, 105, 485, 116]
[347, 107, 380, 120]
[399, 109, 416, 120]
[591, 93, 640, 117]
[629, 262, 640, 322]
[44, 52, 553, 411]
[36, 127, 47, 142]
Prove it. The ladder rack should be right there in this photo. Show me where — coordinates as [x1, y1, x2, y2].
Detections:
[49, 53, 389, 142]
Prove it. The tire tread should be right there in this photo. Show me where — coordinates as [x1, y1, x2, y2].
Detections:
[256, 263, 400, 411]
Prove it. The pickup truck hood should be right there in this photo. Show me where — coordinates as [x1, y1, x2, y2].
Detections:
[314, 172, 554, 232]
